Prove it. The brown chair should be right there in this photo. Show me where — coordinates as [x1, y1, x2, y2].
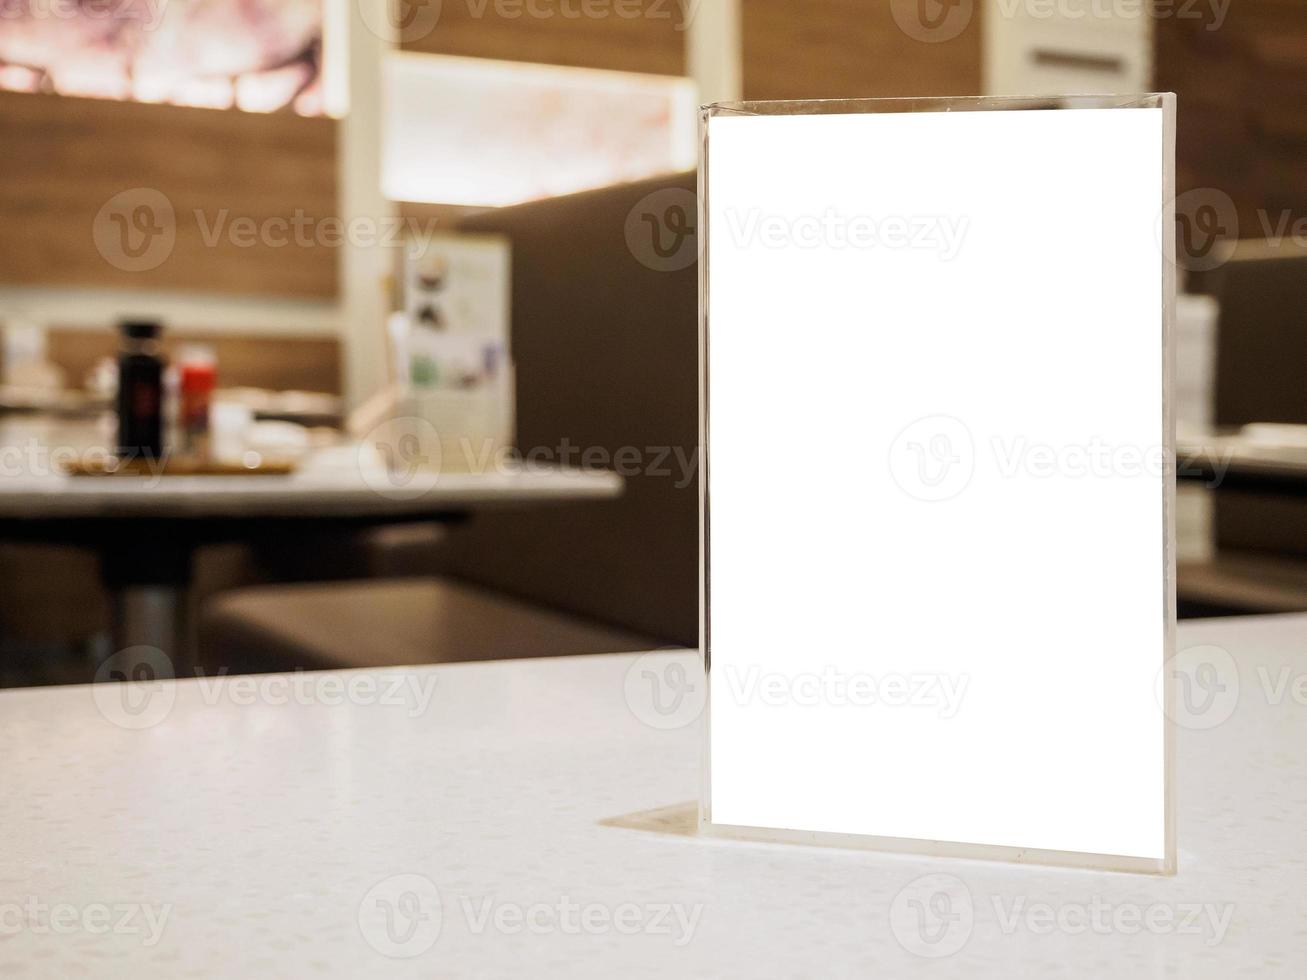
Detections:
[1178, 253, 1307, 616]
[201, 577, 658, 673]
[199, 171, 700, 669]
[1212, 254, 1307, 430]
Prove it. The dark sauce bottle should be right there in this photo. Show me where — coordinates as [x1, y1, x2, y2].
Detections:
[116, 320, 165, 461]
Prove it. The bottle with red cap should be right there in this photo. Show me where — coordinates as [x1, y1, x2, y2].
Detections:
[117, 320, 165, 461]
[178, 346, 217, 459]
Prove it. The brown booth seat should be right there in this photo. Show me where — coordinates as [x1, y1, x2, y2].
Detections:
[1176, 252, 1307, 617]
[200, 577, 660, 674]
[1178, 553, 1307, 616]
[198, 170, 700, 669]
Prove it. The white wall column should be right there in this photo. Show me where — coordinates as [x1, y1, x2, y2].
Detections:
[337, 0, 396, 409]
[686, 0, 742, 106]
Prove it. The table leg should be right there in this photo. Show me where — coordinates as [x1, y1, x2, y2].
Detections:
[99, 532, 196, 679]
[111, 586, 186, 667]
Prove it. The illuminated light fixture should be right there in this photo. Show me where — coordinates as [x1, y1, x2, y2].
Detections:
[702, 95, 1176, 872]
[382, 52, 698, 208]
[0, 0, 328, 116]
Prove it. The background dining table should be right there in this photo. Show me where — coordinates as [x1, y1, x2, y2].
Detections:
[0, 415, 623, 667]
[1178, 431, 1307, 494]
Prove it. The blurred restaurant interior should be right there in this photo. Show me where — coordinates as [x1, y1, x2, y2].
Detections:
[1, 0, 1306, 687]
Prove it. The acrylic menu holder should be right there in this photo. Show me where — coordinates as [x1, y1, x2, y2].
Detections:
[700, 94, 1177, 873]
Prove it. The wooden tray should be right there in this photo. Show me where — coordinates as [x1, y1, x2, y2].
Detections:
[63, 456, 297, 477]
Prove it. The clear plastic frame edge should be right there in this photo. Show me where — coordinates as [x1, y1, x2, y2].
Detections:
[697, 93, 1178, 875]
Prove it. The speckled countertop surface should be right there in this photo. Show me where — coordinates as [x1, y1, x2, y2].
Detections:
[2, 614, 1305, 978]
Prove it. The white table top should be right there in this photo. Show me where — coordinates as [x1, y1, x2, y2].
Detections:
[0, 418, 621, 519]
[1178, 430, 1307, 481]
[3, 614, 1304, 977]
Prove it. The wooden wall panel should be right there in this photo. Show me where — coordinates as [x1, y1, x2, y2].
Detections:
[399, 0, 686, 75]
[1155, 0, 1307, 239]
[742, 0, 982, 101]
[46, 328, 342, 395]
[0, 92, 338, 298]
